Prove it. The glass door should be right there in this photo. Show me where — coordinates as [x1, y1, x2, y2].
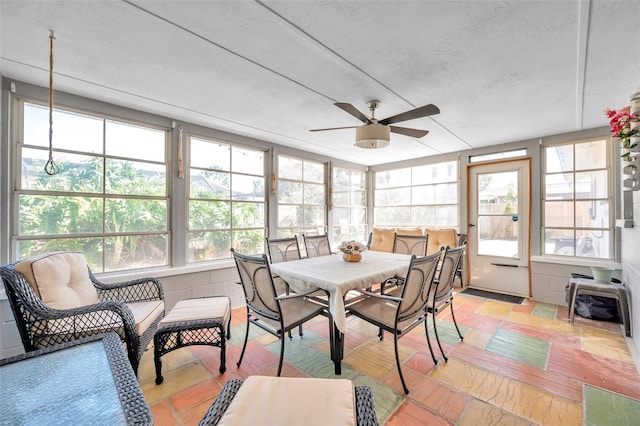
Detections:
[467, 159, 531, 296]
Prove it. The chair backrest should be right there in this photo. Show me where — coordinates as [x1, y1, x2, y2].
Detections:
[231, 249, 280, 321]
[13, 252, 99, 309]
[0, 252, 101, 352]
[396, 250, 442, 322]
[392, 233, 428, 257]
[266, 237, 301, 264]
[434, 244, 466, 302]
[303, 234, 332, 258]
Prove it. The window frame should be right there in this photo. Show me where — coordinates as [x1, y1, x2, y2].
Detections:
[372, 159, 459, 228]
[275, 154, 328, 241]
[331, 165, 367, 244]
[541, 137, 615, 260]
[186, 134, 267, 262]
[12, 97, 171, 272]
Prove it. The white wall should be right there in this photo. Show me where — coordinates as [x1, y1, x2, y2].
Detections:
[620, 192, 640, 366]
[530, 260, 620, 306]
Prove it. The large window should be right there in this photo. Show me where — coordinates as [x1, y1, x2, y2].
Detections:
[276, 155, 326, 239]
[188, 137, 266, 261]
[332, 167, 367, 244]
[16, 101, 169, 271]
[542, 139, 613, 259]
[373, 160, 458, 227]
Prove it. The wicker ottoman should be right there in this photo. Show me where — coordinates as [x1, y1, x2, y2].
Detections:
[153, 296, 231, 384]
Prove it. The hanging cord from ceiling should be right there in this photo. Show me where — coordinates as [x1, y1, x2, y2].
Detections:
[44, 30, 59, 176]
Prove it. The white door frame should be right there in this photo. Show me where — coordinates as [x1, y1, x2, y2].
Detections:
[466, 158, 531, 297]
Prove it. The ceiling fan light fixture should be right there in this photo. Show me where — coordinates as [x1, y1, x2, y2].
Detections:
[355, 123, 390, 149]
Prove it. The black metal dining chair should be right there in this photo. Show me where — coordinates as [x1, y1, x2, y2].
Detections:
[231, 248, 327, 376]
[265, 236, 306, 337]
[348, 249, 443, 394]
[392, 233, 429, 256]
[428, 244, 466, 361]
[380, 233, 430, 295]
[303, 234, 332, 258]
[266, 236, 302, 263]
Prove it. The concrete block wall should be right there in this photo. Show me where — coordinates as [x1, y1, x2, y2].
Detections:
[529, 261, 620, 306]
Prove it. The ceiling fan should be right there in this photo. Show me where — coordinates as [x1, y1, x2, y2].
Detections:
[310, 100, 440, 148]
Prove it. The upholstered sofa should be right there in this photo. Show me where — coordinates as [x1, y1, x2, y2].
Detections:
[367, 226, 465, 286]
[367, 227, 459, 255]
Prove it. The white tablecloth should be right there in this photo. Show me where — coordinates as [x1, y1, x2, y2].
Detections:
[270, 251, 411, 333]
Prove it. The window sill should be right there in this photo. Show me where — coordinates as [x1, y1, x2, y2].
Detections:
[96, 259, 236, 282]
[530, 255, 621, 270]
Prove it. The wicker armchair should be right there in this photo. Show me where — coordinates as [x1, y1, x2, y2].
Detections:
[0, 252, 165, 375]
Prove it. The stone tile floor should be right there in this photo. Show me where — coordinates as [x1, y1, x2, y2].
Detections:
[138, 291, 640, 425]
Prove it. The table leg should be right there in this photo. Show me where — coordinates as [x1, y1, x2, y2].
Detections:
[332, 322, 343, 375]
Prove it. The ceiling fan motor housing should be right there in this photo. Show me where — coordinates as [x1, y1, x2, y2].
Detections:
[355, 123, 390, 148]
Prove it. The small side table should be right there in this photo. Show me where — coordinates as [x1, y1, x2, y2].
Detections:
[567, 277, 631, 337]
[0, 333, 152, 425]
[154, 296, 231, 384]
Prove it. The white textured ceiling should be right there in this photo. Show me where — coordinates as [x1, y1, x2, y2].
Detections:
[1, 0, 639, 166]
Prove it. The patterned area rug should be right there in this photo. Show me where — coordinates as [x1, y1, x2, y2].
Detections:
[460, 288, 524, 304]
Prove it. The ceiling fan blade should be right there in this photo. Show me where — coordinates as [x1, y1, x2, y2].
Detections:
[379, 104, 440, 125]
[390, 126, 429, 138]
[335, 103, 371, 124]
[310, 126, 358, 132]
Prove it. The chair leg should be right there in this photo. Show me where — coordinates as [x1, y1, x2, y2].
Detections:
[432, 311, 447, 362]
[450, 303, 463, 341]
[299, 324, 303, 337]
[277, 334, 285, 376]
[424, 317, 438, 365]
[394, 334, 409, 394]
[237, 311, 251, 368]
[567, 281, 578, 324]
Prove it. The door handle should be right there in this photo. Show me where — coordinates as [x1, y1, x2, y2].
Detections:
[468, 223, 475, 227]
[491, 263, 519, 268]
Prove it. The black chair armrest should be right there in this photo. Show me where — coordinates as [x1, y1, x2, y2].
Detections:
[90, 270, 164, 303]
[355, 386, 379, 426]
[199, 379, 244, 426]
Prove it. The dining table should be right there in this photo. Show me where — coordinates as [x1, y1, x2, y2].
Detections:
[270, 250, 411, 374]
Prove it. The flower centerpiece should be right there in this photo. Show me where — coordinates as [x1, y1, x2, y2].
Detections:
[337, 240, 367, 262]
[604, 106, 639, 171]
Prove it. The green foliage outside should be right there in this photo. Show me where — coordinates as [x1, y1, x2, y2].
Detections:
[19, 154, 168, 271]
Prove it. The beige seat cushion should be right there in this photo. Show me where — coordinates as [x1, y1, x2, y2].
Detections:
[423, 227, 458, 254]
[15, 252, 99, 309]
[129, 300, 165, 335]
[160, 297, 228, 325]
[219, 376, 355, 426]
